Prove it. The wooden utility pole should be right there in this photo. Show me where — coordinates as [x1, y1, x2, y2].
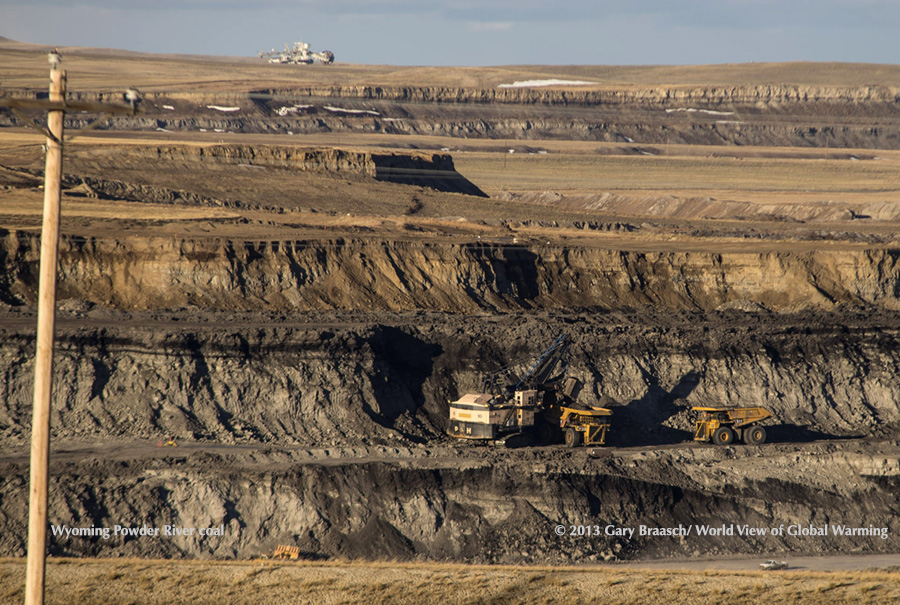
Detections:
[24, 51, 66, 605]
[0, 51, 141, 605]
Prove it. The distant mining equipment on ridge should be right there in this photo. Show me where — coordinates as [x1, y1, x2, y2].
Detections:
[258, 40, 334, 65]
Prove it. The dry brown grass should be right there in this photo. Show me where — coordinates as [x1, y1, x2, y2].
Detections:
[0, 558, 898, 605]
[454, 150, 900, 204]
[7, 128, 900, 214]
[5, 37, 900, 92]
[4, 128, 900, 253]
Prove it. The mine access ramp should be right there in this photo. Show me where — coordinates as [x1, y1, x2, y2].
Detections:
[692, 405, 774, 445]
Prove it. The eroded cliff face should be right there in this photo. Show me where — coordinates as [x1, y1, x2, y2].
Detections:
[55, 83, 900, 107]
[7, 83, 900, 147]
[146, 145, 459, 179]
[1, 311, 899, 447]
[2, 239, 899, 563]
[2, 310, 900, 563]
[2, 233, 899, 313]
[18, 144, 483, 199]
[0, 439, 897, 563]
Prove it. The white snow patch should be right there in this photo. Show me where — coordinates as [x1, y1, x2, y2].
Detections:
[162, 105, 175, 111]
[207, 105, 241, 112]
[324, 106, 380, 116]
[623, 136, 634, 143]
[199, 128, 207, 132]
[156, 127, 171, 132]
[275, 104, 313, 116]
[666, 108, 735, 116]
[498, 79, 594, 88]
[214, 128, 225, 133]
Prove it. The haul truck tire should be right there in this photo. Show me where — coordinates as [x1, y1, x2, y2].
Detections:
[745, 426, 767, 445]
[565, 428, 583, 448]
[713, 426, 735, 446]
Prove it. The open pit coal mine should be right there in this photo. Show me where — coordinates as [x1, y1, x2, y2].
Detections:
[177, 81, 900, 151]
[6, 82, 900, 149]
[1, 230, 899, 564]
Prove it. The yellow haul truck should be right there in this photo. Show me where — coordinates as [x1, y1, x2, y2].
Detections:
[448, 334, 611, 447]
[692, 406, 773, 445]
[557, 405, 613, 447]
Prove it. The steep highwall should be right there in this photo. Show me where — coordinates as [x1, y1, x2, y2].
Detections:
[2, 308, 899, 562]
[1, 311, 899, 446]
[49, 83, 900, 107]
[7, 83, 900, 147]
[2, 233, 899, 313]
[0, 438, 897, 562]
[145, 144, 458, 178]
[61, 145, 486, 197]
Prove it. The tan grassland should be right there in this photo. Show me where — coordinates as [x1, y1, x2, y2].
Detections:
[1, 558, 899, 605]
[454, 149, 900, 201]
[4, 37, 900, 91]
[3, 129, 900, 252]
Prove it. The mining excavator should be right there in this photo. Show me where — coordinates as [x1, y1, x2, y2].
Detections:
[258, 41, 334, 64]
[448, 334, 611, 447]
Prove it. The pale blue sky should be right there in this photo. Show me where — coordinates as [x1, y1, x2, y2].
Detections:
[1, 1, 898, 66]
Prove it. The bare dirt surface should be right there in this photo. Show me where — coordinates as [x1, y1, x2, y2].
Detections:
[2, 40, 900, 599]
[617, 552, 900, 572]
